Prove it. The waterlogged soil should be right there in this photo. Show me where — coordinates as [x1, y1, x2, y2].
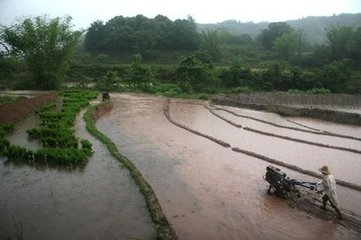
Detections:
[0, 110, 156, 240]
[96, 93, 361, 240]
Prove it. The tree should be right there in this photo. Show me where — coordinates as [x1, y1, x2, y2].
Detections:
[261, 63, 292, 91]
[1, 15, 81, 89]
[326, 26, 353, 61]
[84, 15, 199, 53]
[200, 29, 225, 62]
[320, 60, 350, 92]
[220, 60, 252, 87]
[169, 17, 199, 50]
[84, 20, 105, 51]
[273, 32, 298, 60]
[96, 70, 121, 91]
[350, 27, 361, 63]
[176, 52, 215, 92]
[258, 22, 294, 50]
[127, 54, 153, 88]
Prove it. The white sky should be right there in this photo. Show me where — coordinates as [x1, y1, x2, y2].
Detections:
[0, 0, 360, 29]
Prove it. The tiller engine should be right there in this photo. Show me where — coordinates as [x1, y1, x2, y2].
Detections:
[264, 165, 319, 199]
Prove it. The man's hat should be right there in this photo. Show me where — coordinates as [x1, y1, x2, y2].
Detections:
[319, 165, 330, 175]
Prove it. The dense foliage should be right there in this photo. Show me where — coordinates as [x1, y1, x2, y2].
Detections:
[84, 15, 199, 55]
[1, 13, 361, 94]
[0, 15, 82, 89]
[176, 51, 215, 92]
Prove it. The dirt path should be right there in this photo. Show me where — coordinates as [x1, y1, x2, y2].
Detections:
[96, 93, 361, 240]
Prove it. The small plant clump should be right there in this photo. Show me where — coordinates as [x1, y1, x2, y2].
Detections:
[0, 89, 98, 166]
[0, 124, 13, 154]
[0, 96, 19, 105]
[288, 88, 331, 95]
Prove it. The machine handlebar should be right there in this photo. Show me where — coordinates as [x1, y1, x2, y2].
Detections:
[285, 178, 319, 191]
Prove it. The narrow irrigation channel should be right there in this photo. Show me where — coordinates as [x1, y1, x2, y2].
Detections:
[0, 96, 157, 239]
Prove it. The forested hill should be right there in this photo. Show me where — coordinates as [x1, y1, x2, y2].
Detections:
[197, 13, 361, 44]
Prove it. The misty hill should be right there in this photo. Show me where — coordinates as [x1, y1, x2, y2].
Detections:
[197, 13, 361, 45]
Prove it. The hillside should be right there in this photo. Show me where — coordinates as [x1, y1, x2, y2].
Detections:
[197, 13, 361, 45]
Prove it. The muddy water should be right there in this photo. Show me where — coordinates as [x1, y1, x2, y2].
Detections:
[216, 105, 361, 143]
[96, 93, 361, 240]
[6, 114, 41, 150]
[170, 102, 361, 185]
[0, 110, 155, 240]
[285, 116, 361, 139]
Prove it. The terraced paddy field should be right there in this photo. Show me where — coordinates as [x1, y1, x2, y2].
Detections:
[1, 91, 361, 239]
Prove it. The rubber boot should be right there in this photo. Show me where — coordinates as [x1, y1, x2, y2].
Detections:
[320, 198, 328, 211]
[335, 207, 343, 220]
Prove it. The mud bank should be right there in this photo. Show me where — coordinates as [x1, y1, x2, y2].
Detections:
[89, 101, 113, 121]
[0, 92, 57, 124]
[212, 93, 361, 126]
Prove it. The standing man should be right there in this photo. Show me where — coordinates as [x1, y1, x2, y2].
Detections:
[317, 165, 342, 219]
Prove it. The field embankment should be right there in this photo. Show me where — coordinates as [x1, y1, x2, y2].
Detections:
[212, 93, 361, 126]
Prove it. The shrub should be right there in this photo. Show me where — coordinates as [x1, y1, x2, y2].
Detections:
[320, 60, 350, 92]
[0, 139, 10, 154]
[164, 87, 183, 97]
[81, 139, 93, 155]
[287, 89, 305, 94]
[306, 88, 331, 94]
[6, 145, 28, 160]
[0, 124, 14, 136]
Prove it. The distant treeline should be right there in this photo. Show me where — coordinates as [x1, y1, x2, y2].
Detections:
[84, 15, 199, 53]
[198, 13, 361, 45]
[83, 13, 361, 66]
[2, 14, 361, 94]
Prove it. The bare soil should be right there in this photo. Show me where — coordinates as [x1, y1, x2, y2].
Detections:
[0, 91, 57, 124]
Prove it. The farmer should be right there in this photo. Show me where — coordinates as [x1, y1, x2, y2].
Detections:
[102, 91, 110, 101]
[317, 165, 342, 219]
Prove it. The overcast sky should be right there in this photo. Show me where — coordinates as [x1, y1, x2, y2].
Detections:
[0, 0, 360, 29]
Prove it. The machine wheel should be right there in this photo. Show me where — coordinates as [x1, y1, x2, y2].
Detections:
[280, 189, 288, 199]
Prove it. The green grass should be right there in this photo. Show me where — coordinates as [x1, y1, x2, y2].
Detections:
[0, 96, 19, 105]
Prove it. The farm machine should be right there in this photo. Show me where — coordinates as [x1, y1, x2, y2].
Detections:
[264, 165, 319, 199]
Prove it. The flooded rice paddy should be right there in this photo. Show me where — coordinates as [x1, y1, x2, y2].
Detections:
[1, 92, 361, 240]
[96, 93, 361, 240]
[0, 110, 155, 240]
